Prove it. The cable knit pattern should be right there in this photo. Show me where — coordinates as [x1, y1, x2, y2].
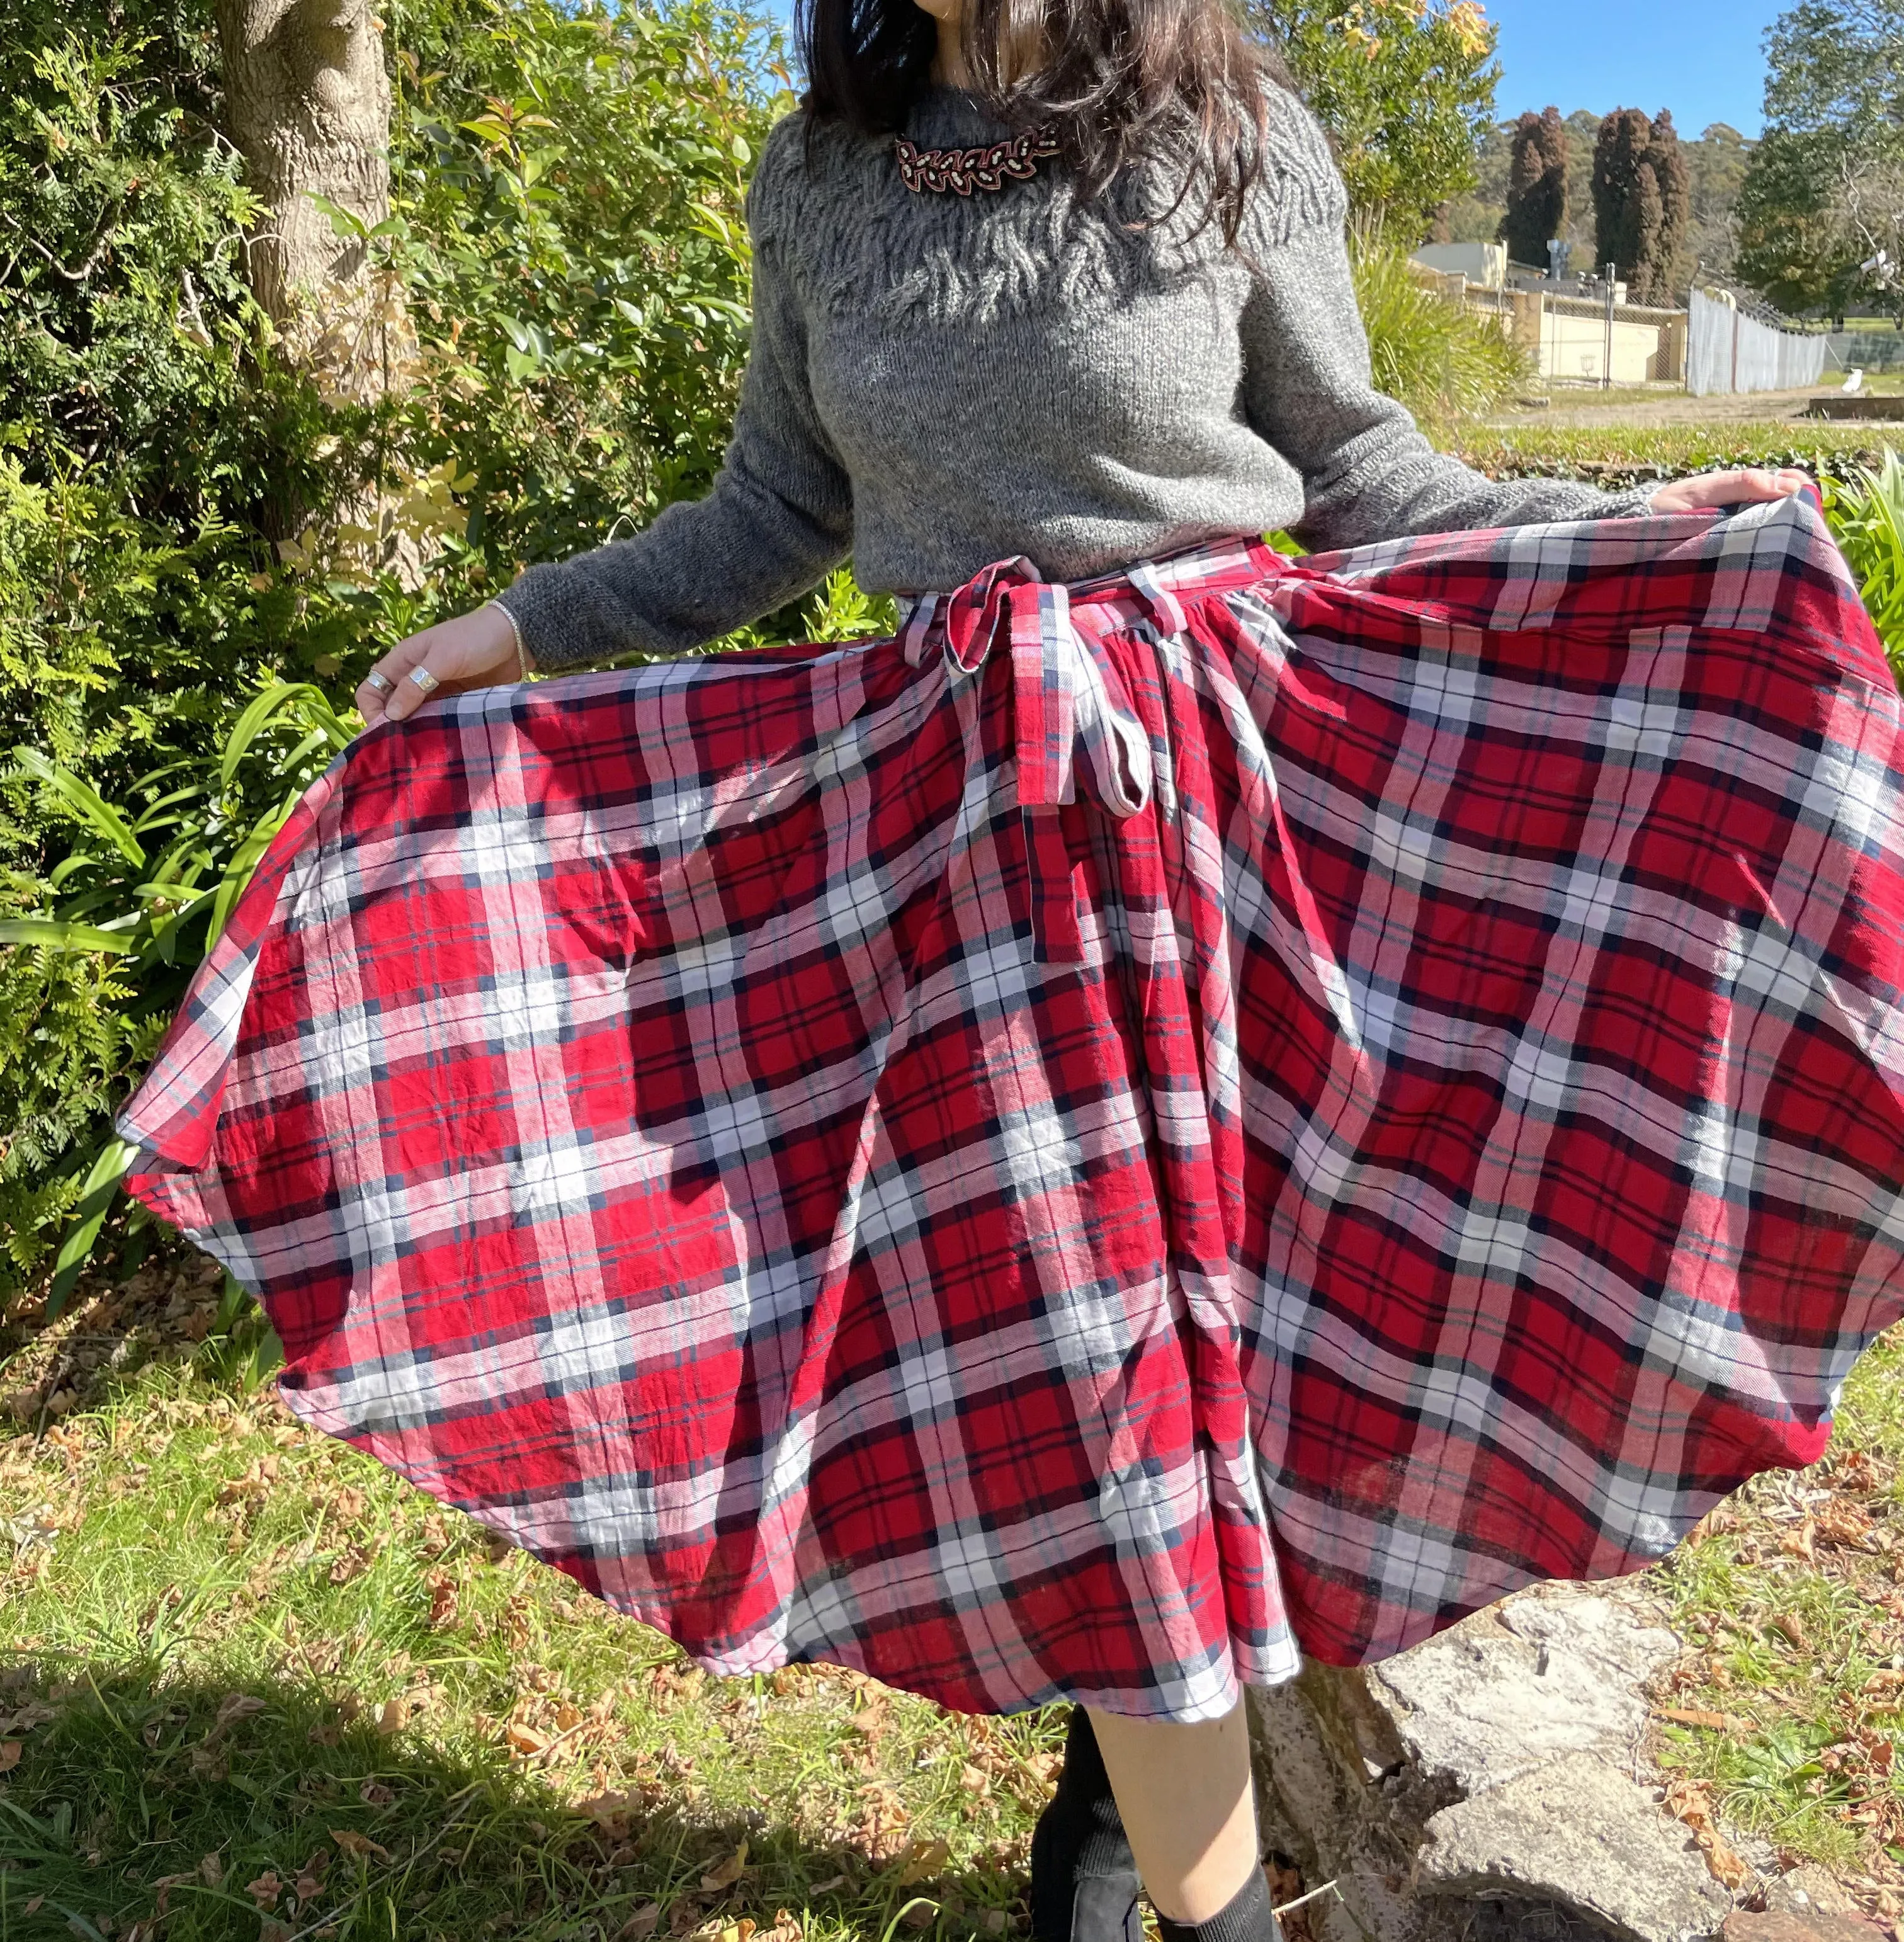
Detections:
[498, 86, 1655, 671]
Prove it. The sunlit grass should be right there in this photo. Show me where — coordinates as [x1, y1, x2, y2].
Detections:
[0, 1281, 1061, 1942]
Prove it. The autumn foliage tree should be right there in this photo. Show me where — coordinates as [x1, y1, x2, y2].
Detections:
[1501, 106, 1568, 267]
[1592, 106, 1691, 302]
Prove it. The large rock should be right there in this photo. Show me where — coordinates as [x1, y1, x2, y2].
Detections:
[1246, 1584, 1735, 1942]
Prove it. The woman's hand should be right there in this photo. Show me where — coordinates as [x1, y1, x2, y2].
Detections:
[1648, 467, 1814, 515]
[356, 604, 529, 729]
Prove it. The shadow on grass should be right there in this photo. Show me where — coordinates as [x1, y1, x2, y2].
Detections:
[0, 1657, 1021, 1942]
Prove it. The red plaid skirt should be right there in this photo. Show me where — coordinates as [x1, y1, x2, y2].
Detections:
[119, 498, 1904, 1721]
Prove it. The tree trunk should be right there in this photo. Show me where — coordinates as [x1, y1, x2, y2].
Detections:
[215, 0, 397, 372]
[215, 0, 421, 574]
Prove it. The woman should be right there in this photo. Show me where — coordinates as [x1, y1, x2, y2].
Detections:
[118, 0, 1904, 1939]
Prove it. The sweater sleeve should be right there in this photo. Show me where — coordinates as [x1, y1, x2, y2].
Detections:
[494, 132, 853, 671]
[1237, 111, 1655, 551]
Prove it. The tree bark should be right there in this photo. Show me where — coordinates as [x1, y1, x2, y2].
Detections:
[215, 0, 407, 403]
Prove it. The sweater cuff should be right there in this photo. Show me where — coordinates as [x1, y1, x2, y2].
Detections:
[1597, 484, 1665, 520]
[490, 563, 603, 675]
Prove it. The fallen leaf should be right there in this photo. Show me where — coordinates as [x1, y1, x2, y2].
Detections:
[198, 1852, 225, 1887]
[327, 1544, 372, 1586]
[506, 1720, 552, 1757]
[425, 1570, 460, 1630]
[895, 1839, 952, 1886]
[1658, 1707, 1753, 1734]
[0, 1742, 20, 1773]
[360, 1778, 394, 1807]
[375, 1697, 406, 1735]
[1779, 1519, 1816, 1562]
[215, 1694, 268, 1732]
[329, 1829, 390, 1861]
[616, 1905, 662, 1941]
[809, 1875, 849, 1895]
[261, 1922, 293, 1942]
[701, 1841, 749, 1890]
[246, 1870, 283, 1909]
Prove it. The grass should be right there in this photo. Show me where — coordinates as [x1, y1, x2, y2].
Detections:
[1643, 1327, 1904, 1920]
[0, 1257, 1065, 1942]
[1454, 421, 1904, 482]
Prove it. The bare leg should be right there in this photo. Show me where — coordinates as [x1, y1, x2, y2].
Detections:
[1084, 1703, 1260, 1926]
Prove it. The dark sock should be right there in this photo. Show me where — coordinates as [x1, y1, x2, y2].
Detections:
[1152, 1863, 1281, 1942]
[1029, 1709, 1143, 1942]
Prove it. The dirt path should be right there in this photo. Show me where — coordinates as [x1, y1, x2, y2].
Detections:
[1487, 385, 1853, 429]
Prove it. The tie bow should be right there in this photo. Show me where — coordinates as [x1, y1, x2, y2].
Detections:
[917, 557, 1153, 818]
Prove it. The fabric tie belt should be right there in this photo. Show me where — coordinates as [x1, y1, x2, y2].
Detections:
[897, 556, 1184, 821]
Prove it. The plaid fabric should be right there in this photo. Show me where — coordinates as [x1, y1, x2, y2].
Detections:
[119, 496, 1904, 1722]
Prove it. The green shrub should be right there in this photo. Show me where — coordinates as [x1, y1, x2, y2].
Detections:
[0, 0, 788, 1300]
[1351, 226, 1531, 430]
[1822, 452, 1904, 678]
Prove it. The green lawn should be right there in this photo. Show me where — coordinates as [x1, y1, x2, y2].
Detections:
[0, 1263, 1063, 1942]
[1456, 421, 1904, 481]
[1645, 1329, 1904, 1918]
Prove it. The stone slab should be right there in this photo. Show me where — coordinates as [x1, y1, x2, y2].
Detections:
[1414, 1749, 1731, 1942]
[1370, 1594, 1682, 1796]
[1723, 1914, 1889, 1942]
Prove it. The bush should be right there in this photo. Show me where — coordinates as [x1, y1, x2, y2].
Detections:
[0, 0, 790, 1300]
[1351, 227, 1531, 429]
[1822, 451, 1904, 676]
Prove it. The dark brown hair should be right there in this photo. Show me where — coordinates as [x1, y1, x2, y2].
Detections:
[795, 0, 1293, 244]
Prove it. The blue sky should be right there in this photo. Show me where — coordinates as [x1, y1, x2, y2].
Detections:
[761, 1, 1787, 138]
[1483, 0, 1783, 135]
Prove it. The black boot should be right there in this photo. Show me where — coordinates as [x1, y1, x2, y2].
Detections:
[1028, 1708, 1143, 1942]
[1152, 1863, 1283, 1942]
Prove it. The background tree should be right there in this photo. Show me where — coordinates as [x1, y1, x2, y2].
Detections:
[1591, 106, 1689, 300]
[1500, 106, 1568, 266]
[1257, 0, 1500, 241]
[1736, 0, 1904, 316]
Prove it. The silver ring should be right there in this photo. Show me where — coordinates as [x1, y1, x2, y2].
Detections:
[407, 666, 440, 696]
[364, 670, 396, 696]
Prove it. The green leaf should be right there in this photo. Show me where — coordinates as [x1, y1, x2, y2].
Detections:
[47, 1136, 139, 1320]
[11, 747, 147, 867]
[220, 682, 327, 788]
[207, 803, 291, 948]
[0, 916, 139, 955]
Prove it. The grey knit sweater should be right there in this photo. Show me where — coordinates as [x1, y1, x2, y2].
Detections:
[497, 86, 1653, 671]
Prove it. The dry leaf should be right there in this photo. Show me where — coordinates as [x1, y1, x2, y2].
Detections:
[329, 1829, 390, 1861]
[1658, 1706, 1753, 1734]
[895, 1839, 952, 1886]
[0, 1742, 20, 1773]
[506, 1720, 552, 1757]
[261, 1922, 293, 1942]
[701, 1841, 749, 1890]
[809, 1875, 849, 1895]
[246, 1870, 283, 1909]
[425, 1570, 460, 1630]
[616, 1905, 662, 1941]
[198, 1853, 225, 1887]
[360, 1778, 394, 1807]
[1779, 1519, 1816, 1562]
[328, 1545, 371, 1586]
[215, 1694, 268, 1732]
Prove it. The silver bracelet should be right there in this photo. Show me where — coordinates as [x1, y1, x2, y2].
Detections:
[490, 601, 532, 681]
